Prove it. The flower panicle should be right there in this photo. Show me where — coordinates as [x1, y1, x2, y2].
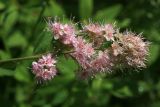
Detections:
[32, 19, 149, 81]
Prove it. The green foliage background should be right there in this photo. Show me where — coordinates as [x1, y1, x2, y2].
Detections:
[0, 0, 160, 107]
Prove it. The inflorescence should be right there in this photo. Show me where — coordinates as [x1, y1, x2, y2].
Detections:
[32, 19, 149, 82]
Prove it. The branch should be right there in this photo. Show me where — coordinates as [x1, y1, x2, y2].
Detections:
[0, 55, 41, 64]
[0, 50, 75, 64]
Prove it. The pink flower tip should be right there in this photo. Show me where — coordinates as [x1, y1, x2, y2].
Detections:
[32, 54, 57, 82]
[49, 22, 77, 45]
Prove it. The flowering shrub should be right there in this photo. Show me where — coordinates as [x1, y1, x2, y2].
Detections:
[32, 20, 149, 81]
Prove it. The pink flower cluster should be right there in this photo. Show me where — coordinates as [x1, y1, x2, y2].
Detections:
[111, 32, 149, 68]
[84, 23, 115, 41]
[32, 20, 149, 81]
[32, 54, 57, 81]
[71, 37, 95, 69]
[48, 21, 116, 79]
[91, 51, 113, 72]
[49, 22, 77, 45]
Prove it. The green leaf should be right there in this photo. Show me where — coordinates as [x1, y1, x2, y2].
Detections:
[94, 4, 122, 22]
[4, 5, 18, 33]
[14, 63, 31, 83]
[118, 18, 131, 28]
[112, 86, 133, 98]
[57, 55, 78, 79]
[92, 79, 102, 91]
[151, 102, 160, 107]
[57, 56, 78, 74]
[44, 1, 65, 17]
[0, 68, 14, 77]
[148, 44, 160, 65]
[102, 80, 113, 90]
[15, 86, 26, 103]
[52, 90, 68, 105]
[33, 31, 53, 54]
[138, 81, 152, 93]
[79, 0, 93, 19]
[0, 50, 11, 60]
[147, 29, 160, 42]
[0, 14, 5, 25]
[19, 8, 37, 25]
[0, 2, 5, 10]
[6, 31, 28, 48]
[156, 80, 160, 90]
[37, 85, 62, 96]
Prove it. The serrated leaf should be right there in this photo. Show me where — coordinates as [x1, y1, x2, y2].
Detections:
[79, 0, 93, 19]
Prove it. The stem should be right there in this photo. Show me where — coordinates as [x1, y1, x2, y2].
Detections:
[0, 50, 75, 64]
[62, 50, 75, 54]
[0, 55, 41, 64]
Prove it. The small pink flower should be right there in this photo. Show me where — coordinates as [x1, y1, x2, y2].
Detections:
[32, 54, 57, 81]
[115, 32, 149, 68]
[84, 24, 103, 36]
[76, 50, 113, 80]
[71, 51, 91, 69]
[73, 37, 86, 50]
[71, 37, 95, 69]
[91, 51, 113, 72]
[50, 22, 62, 39]
[111, 42, 123, 56]
[50, 22, 76, 45]
[103, 24, 115, 41]
[83, 43, 95, 57]
[73, 37, 95, 57]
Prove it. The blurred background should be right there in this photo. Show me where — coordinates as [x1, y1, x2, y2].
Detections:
[0, 0, 160, 107]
